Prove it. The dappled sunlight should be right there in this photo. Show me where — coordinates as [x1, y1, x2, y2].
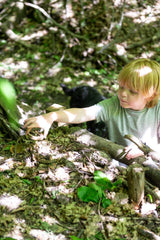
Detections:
[125, 3, 160, 24]
[35, 140, 53, 155]
[0, 58, 29, 78]
[17, 102, 33, 125]
[140, 127, 160, 153]
[0, 193, 23, 211]
[25, 157, 37, 168]
[30, 229, 66, 240]
[46, 181, 72, 195]
[54, 167, 70, 181]
[136, 66, 152, 77]
[47, 63, 62, 77]
[76, 132, 96, 146]
[5, 218, 26, 240]
[139, 202, 157, 215]
[83, 47, 94, 57]
[113, 0, 126, 7]
[62, 1, 74, 19]
[42, 167, 70, 183]
[63, 109, 80, 122]
[141, 51, 155, 58]
[0, 158, 15, 171]
[116, 44, 127, 56]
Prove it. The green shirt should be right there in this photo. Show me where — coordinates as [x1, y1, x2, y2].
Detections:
[96, 95, 160, 151]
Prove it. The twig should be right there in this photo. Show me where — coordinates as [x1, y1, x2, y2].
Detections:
[24, 2, 87, 40]
[124, 134, 160, 162]
[137, 227, 160, 240]
[52, 49, 66, 69]
[124, 134, 151, 154]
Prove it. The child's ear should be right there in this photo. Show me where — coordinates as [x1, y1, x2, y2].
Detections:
[144, 87, 155, 101]
[145, 91, 158, 108]
[148, 87, 155, 98]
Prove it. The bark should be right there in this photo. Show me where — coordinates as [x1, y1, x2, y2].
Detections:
[73, 129, 160, 188]
[127, 163, 145, 206]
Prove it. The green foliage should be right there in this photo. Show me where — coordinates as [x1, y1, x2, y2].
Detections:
[77, 186, 100, 203]
[78, 171, 121, 208]
[34, 175, 43, 184]
[0, 78, 19, 131]
[70, 231, 105, 240]
[87, 68, 107, 75]
[70, 236, 84, 240]
[21, 178, 32, 185]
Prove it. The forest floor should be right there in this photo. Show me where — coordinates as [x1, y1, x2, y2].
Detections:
[0, 0, 160, 239]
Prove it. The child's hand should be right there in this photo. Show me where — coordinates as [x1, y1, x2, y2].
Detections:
[125, 145, 144, 160]
[24, 112, 54, 140]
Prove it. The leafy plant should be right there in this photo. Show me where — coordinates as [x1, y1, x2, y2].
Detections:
[77, 171, 122, 208]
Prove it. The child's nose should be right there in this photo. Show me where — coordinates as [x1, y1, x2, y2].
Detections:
[121, 89, 128, 97]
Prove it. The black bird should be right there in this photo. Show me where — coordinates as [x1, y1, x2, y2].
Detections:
[60, 83, 108, 138]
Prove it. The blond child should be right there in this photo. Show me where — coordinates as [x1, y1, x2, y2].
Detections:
[24, 58, 160, 159]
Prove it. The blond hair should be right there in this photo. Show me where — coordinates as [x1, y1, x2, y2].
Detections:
[118, 58, 160, 108]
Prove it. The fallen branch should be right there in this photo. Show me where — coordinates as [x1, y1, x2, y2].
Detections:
[73, 129, 160, 188]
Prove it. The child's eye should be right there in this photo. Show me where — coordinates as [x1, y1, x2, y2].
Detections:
[119, 86, 124, 90]
[129, 90, 138, 95]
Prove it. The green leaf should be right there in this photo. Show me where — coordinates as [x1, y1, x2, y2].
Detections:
[30, 197, 34, 204]
[94, 171, 112, 190]
[77, 186, 99, 203]
[88, 182, 104, 198]
[70, 236, 84, 240]
[40, 221, 51, 231]
[112, 178, 122, 189]
[147, 194, 153, 203]
[94, 171, 108, 183]
[34, 176, 43, 184]
[22, 179, 32, 185]
[0, 78, 20, 131]
[102, 197, 112, 208]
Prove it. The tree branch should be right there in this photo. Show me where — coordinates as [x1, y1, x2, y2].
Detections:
[73, 129, 160, 188]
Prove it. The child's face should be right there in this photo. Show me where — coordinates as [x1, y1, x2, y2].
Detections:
[117, 84, 148, 110]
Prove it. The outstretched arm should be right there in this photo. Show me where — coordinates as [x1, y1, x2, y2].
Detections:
[24, 106, 97, 139]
